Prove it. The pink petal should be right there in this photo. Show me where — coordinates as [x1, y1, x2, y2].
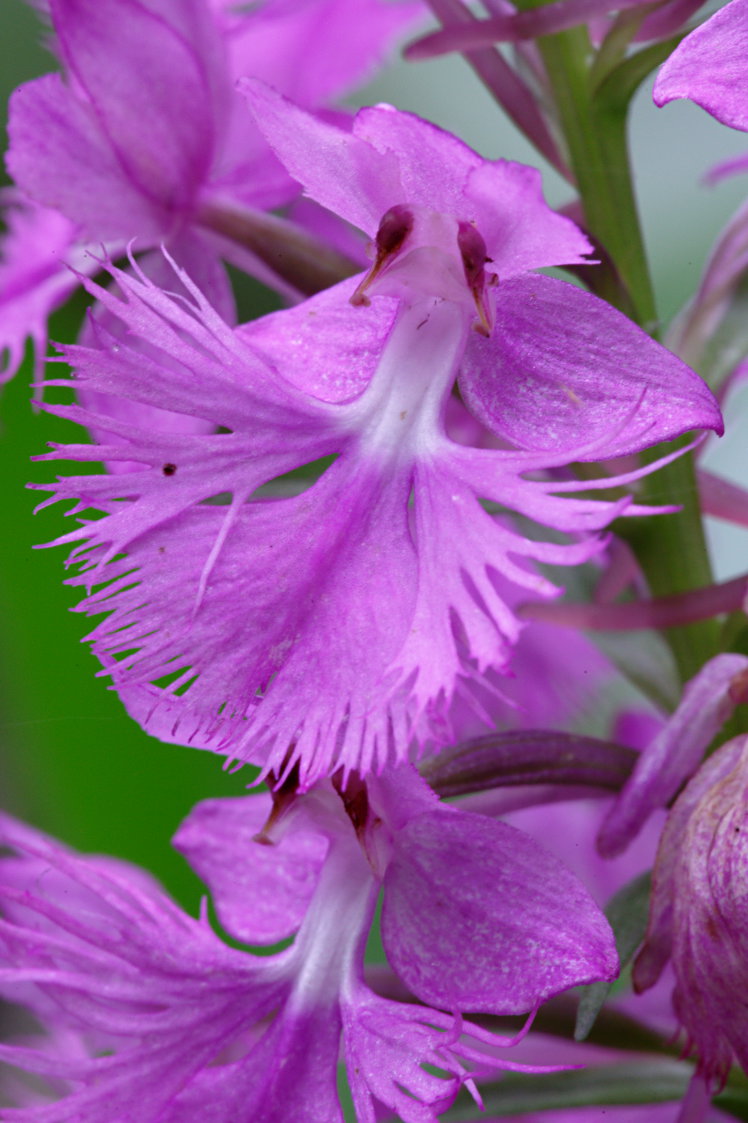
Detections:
[76, 457, 419, 785]
[157, 1003, 345, 1123]
[0, 814, 285, 1121]
[654, 0, 748, 131]
[238, 276, 398, 403]
[76, 234, 235, 473]
[464, 161, 592, 275]
[0, 196, 80, 381]
[382, 807, 618, 1015]
[50, 0, 219, 213]
[598, 653, 748, 858]
[633, 737, 747, 996]
[239, 78, 403, 236]
[173, 794, 328, 946]
[240, 81, 591, 273]
[459, 274, 723, 458]
[7, 74, 164, 241]
[227, 0, 423, 109]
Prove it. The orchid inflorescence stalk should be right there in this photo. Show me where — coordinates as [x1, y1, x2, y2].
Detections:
[1, 0, 748, 1120]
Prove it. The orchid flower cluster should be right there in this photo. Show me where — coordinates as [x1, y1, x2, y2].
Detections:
[2, 0, 748, 1120]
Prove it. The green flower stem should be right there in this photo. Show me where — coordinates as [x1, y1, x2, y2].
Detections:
[537, 26, 657, 327]
[536, 25, 720, 684]
[623, 445, 721, 684]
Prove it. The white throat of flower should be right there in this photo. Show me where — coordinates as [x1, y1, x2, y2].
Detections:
[286, 833, 378, 1013]
[339, 203, 496, 462]
[342, 297, 469, 462]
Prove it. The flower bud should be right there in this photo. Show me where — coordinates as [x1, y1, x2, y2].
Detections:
[634, 735, 748, 1088]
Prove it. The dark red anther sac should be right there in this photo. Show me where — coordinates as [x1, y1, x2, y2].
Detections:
[333, 769, 370, 837]
[254, 755, 301, 844]
[350, 205, 414, 307]
[458, 220, 494, 335]
[457, 220, 489, 289]
[375, 204, 414, 258]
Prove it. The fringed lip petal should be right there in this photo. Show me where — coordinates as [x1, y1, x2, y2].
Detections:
[74, 457, 421, 786]
[0, 197, 84, 382]
[0, 815, 289, 1123]
[153, 1002, 347, 1123]
[0, 784, 634, 1121]
[37, 256, 722, 785]
[342, 987, 572, 1123]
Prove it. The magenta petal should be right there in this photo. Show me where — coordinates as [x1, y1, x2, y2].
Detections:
[344, 996, 465, 1123]
[159, 1004, 345, 1123]
[82, 458, 418, 784]
[228, 0, 422, 109]
[463, 161, 592, 275]
[0, 196, 79, 380]
[382, 807, 618, 1015]
[38, 264, 656, 783]
[391, 454, 577, 715]
[7, 75, 164, 241]
[598, 653, 748, 858]
[635, 738, 748, 1085]
[459, 275, 723, 457]
[0, 814, 286, 1121]
[349, 104, 590, 273]
[240, 78, 403, 236]
[653, 0, 748, 131]
[241, 81, 589, 275]
[33, 266, 416, 783]
[76, 234, 235, 472]
[173, 795, 328, 946]
[49, 0, 218, 213]
[239, 276, 398, 403]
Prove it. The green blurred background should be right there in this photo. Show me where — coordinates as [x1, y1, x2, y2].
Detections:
[1, 0, 747, 911]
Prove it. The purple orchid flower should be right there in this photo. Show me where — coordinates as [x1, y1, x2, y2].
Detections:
[0, 766, 617, 1121]
[0, 0, 418, 381]
[35, 94, 722, 785]
[632, 735, 748, 1114]
[654, 0, 748, 132]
